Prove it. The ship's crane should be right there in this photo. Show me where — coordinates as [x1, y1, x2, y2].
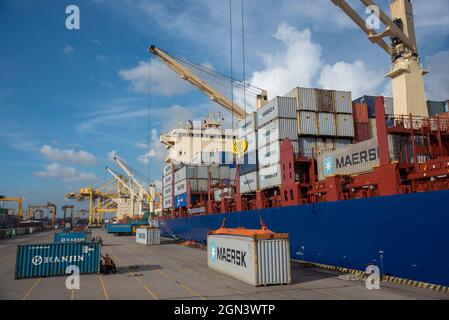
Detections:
[0, 197, 24, 220]
[148, 45, 268, 120]
[331, 0, 429, 116]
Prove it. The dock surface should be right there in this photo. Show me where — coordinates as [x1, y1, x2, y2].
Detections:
[1, 229, 447, 300]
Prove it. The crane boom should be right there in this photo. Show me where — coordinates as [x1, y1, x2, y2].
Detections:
[149, 45, 267, 119]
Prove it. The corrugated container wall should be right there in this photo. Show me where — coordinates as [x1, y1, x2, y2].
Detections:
[334, 91, 352, 114]
[258, 140, 299, 169]
[257, 97, 297, 127]
[352, 103, 369, 123]
[136, 227, 160, 245]
[15, 242, 100, 279]
[427, 101, 446, 116]
[163, 197, 172, 209]
[257, 118, 298, 147]
[318, 113, 336, 136]
[285, 87, 317, 111]
[315, 89, 335, 113]
[353, 96, 394, 117]
[336, 114, 355, 137]
[297, 111, 318, 135]
[54, 232, 89, 243]
[237, 112, 258, 138]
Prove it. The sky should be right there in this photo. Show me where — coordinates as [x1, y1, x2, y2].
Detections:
[0, 0, 448, 214]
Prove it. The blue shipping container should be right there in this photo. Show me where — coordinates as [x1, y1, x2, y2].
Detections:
[106, 223, 132, 234]
[15, 242, 100, 279]
[174, 193, 188, 209]
[353, 95, 393, 118]
[54, 232, 88, 243]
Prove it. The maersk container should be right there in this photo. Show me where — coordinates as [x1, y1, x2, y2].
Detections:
[54, 232, 89, 243]
[259, 164, 282, 190]
[240, 171, 258, 194]
[298, 137, 317, 157]
[241, 131, 257, 153]
[257, 97, 297, 128]
[15, 242, 100, 279]
[164, 163, 180, 176]
[317, 138, 379, 181]
[197, 166, 209, 179]
[174, 193, 188, 209]
[318, 113, 336, 136]
[207, 232, 291, 286]
[336, 114, 355, 137]
[297, 111, 318, 135]
[258, 140, 299, 169]
[163, 185, 172, 197]
[335, 138, 352, 149]
[237, 112, 257, 138]
[285, 87, 316, 111]
[334, 91, 353, 114]
[197, 179, 208, 192]
[257, 118, 298, 148]
[136, 227, 160, 245]
[174, 180, 187, 196]
[237, 151, 257, 167]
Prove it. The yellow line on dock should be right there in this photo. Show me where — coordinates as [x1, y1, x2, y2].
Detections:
[22, 278, 41, 300]
[99, 275, 110, 300]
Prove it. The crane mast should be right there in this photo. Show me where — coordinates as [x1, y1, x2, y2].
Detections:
[148, 45, 268, 120]
[331, 0, 429, 117]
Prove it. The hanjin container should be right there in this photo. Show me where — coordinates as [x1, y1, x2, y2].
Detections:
[207, 226, 291, 286]
[54, 232, 89, 243]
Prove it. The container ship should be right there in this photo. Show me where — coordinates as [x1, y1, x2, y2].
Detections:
[148, 0, 449, 287]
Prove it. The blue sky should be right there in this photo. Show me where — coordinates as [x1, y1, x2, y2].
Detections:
[0, 0, 448, 212]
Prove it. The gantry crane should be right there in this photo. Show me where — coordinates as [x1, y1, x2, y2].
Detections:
[107, 156, 156, 215]
[331, 0, 429, 116]
[148, 45, 268, 119]
[27, 202, 57, 224]
[61, 205, 75, 228]
[0, 197, 24, 220]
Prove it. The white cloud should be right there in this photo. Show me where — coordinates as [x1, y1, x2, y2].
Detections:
[64, 45, 75, 55]
[40, 145, 97, 166]
[96, 54, 106, 60]
[414, 0, 449, 29]
[153, 179, 162, 192]
[34, 163, 97, 182]
[119, 60, 192, 96]
[90, 39, 103, 45]
[137, 129, 166, 164]
[248, 23, 322, 98]
[425, 50, 449, 101]
[318, 60, 384, 99]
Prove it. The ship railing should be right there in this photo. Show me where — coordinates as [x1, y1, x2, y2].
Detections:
[388, 113, 449, 133]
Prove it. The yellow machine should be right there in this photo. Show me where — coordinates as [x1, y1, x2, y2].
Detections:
[331, 0, 429, 116]
[0, 197, 24, 220]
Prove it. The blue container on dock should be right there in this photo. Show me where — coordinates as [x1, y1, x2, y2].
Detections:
[15, 242, 100, 279]
[106, 223, 132, 234]
[54, 232, 88, 243]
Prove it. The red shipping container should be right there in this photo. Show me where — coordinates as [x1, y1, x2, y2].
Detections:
[354, 123, 370, 142]
[352, 103, 369, 123]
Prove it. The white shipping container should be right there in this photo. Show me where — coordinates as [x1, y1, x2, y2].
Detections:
[209, 166, 220, 179]
[258, 140, 299, 168]
[136, 227, 160, 245]
[298, 137, 317, 157]
[334, 91, 353, 114]
[197, 179, 208, 192]
[237, 112, 258, 138]
[174, 167, 197, 183]
[164, 163, 180, 176]
[163, 196, 172, 209]
[219, 166, 230, 180]
[163, 174, 172, 186]
[318, 113, 336, 136]
[174, 180, 187, 196]
[258, 164, 282, 190]
[163, 185, 172, 197]
[207, 233, 291, 286]
[240, 171, 258, 194]
[317, 138, 379, 181]
[197, 166, 209, 179]
[336, 114, 355, 137]
[285, 87, 317, 111]
[257, 97, 297, 128]
[297, 111, 318, 135]
[257, 118, 298, 148]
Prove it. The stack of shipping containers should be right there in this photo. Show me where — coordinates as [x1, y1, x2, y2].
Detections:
[257, 97, 298, 190]
[162, 163, 176, 211]
[237, 112, 259, 195]
[352, 103, 370, 142]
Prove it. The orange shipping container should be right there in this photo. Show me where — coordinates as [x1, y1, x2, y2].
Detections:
[352, 103, 369, 123]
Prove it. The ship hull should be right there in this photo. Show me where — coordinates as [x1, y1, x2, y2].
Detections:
[161, 189, 449, 287]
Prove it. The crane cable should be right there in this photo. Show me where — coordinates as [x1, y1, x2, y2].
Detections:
[229, 0, 235, 133]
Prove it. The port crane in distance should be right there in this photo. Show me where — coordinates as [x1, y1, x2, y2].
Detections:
[27, 202, 57, 225]
[148, 45, 268, 120]
[331, 0, 429, 117]
[0, 196, 24, 220]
